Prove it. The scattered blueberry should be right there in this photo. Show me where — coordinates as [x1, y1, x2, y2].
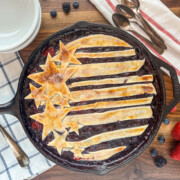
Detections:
[62, 2, 71, 13]
[155, 157, 167, 168]
[150, 149, 158, 157]
[163, 118, 170, 125]
[73, 1, 79, 9]
[158, 136, 165, 144]
[50, 9, 57, 18]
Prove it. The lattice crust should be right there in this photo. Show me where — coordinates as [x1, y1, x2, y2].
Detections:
[27, 35, 156, 161]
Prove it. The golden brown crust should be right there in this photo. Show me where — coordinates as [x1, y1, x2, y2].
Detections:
[30, 101, 70, 140]
[71, 60, 145, 78]
[75, 49, 135, 58]
[48, 131, 72, 155]
[28, 54, 77, 98]
[51, 41, 81, 69]
[70, 83, 156, 102]
[66, 34, 132, 48]
[25, 84, 49, 107]
[81, 146, 126, 161]
[63, 106, 152, 127]
[70, 97, 153, 111]
[68, 125, 148, 148]
[40, 60, 145, 79]
[69, 75, 153, 88]
[51, 93, 70, 109]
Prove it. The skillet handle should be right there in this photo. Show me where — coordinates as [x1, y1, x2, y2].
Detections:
[0, 94, 18, 117]
[155, 58, 180, 117]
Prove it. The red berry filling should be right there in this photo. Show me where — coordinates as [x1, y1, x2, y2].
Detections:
[32, 121, 43, 130]
[43, 47, 55, 57]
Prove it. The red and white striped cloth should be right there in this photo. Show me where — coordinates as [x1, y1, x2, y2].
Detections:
[89, 0, 180, 82]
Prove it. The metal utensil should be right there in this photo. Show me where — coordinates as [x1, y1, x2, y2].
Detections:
[116, 5, 167, 50]
[0, 125, 29, 168]
[121, 0, 165, 44]
[112, 13, 164, 55]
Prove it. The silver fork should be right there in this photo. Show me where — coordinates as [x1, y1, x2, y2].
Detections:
[0, 125, 29, 167]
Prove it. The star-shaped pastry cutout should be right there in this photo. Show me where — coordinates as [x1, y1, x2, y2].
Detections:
[51, 41, 81, 69]
[48, 130, 72, 155]
[25, 84, 49, 107]
[28, 54, 77, 98]
[70, 145, 84, 158]
[30, 100, 70, 140]
[51, 93, 70, 109]
[66, 119, 83, 135]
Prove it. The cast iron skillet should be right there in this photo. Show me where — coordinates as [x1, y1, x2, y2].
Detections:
[0, 22, 180, 174]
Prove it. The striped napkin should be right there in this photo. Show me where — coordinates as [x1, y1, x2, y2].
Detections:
[0, 53, 54, 180]
[89, 0, 180, 82]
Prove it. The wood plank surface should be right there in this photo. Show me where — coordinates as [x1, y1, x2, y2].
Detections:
[19, 0, 180, 179]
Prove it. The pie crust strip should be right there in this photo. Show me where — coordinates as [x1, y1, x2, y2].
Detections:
[70, 83, 156, 102]
[63, 106, 152, 127]
[70, 97, 153, 111]
[75, 49, 135, 58]
[68, 125, 148, 148]
[81, 146, 126, 161]
[66, 34, 132, 48]
[71, 60, 145, 78]
[69, 75, 153, 88]
[40, 60, 145, 79]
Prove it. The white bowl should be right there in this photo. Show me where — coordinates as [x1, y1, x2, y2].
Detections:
[0, 3, 42, 54]
[0, 0, 40, 51]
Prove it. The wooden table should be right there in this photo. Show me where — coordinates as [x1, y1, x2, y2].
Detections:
[20, 1, 180, 179]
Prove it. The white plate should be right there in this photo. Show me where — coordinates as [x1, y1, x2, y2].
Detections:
[0, 4, 42, 54]
[0, 0, 39, 51]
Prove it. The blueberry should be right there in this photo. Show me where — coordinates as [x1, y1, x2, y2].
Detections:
[155, 157, 167, 168]
[73, 1, 79, 9]
[50, 9, 57, 18]
[163, 118, 170, 125]
[158, 136, 165, 144]
[150, 149, 158, 157]
[62, 2, 71, 13]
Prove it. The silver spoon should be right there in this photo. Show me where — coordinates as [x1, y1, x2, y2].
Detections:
[0, 125, 29, 168]
[116, 5, 167, 50]
[112, 13, 164, 55]
[121, 0, 165, 44]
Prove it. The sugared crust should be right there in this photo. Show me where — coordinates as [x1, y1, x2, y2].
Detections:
[26, 36, 156, 161]
[30, 101, 70, 140]
[51, 41, 81, 69]
[28, 54, 77, 98]
[25, 84, 49, 107]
